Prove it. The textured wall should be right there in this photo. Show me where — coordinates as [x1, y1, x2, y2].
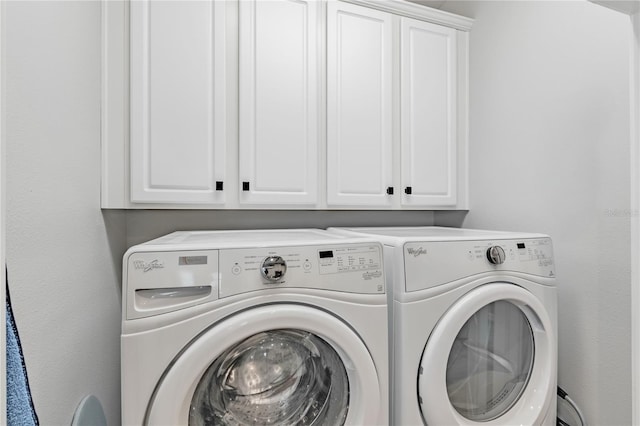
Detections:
[439, 1, 632, 423]
[125, 210, 437, 246]
[5, 2, 125, 424]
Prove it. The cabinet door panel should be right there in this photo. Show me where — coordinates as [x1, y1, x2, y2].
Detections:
[130, 0, 226, 204]
[239, 0, 318, 205]
[327, 1, 393, 207]
[401, 17, 457, 206]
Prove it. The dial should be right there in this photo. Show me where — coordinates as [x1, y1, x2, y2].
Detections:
[486, 246, 506, 265]
[261, 256, 287, 282]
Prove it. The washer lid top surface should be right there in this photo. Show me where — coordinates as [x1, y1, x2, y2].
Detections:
[331, 226, 547, 243]
[130, 229, 379, 252]
[418, 283, 556, 425]
[151, 229, 340, 244]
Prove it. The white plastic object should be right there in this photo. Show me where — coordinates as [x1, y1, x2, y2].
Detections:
[71, 395, 106, 426]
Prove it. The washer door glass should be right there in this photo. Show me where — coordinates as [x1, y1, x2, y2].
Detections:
[446, 300, 535, 421]
[189, 329, 349, 426]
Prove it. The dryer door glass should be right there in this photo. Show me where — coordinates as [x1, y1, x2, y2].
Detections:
[446, 300, 534, 421]
[189, 329, 349, 426]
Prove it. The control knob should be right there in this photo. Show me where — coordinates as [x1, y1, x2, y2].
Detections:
[486, 246, 506, 265]
[261, 256, 287, 282]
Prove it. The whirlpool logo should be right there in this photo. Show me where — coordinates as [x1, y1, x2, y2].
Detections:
[133, 259, 165, 273]
[407, 247, 427, 257]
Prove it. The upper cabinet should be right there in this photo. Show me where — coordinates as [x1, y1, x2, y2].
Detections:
[239, 0, 319, 206]
[400, 17, 458, 207]
[327, 2, 394, 207]
[129, 0, 227, 204]
[102, 0, 473, 210]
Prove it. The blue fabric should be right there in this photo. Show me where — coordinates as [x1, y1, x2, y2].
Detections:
[6, 273, 38, 426]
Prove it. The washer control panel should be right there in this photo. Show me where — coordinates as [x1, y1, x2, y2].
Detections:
[404, 237, 555, 292]
[219, 243, 384, 298]
[317, 246, 382, 274]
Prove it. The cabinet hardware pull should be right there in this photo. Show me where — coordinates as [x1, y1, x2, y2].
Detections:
[405, 186, 412, 195]
[242, 182, 250, 191]
[386, 187, 394, 195]
[215, 181, 224, 191]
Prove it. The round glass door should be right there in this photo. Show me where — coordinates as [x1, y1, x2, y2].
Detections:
[189, 329, 350, 426]
[445, 301, 534, 421]
[418, 283, 555, 426]
[147, 304, 382, 425]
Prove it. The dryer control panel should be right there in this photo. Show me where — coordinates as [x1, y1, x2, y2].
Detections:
[404, 237, 555, 292]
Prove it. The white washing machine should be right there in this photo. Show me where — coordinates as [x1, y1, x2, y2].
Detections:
[328, 226, 557, 426]
[121, 229, 389, 425]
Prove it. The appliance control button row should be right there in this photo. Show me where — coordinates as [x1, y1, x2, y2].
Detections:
[337, 264, 374, 272]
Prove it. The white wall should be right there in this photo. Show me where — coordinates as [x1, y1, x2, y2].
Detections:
[439, 1, 632, 423]
[631, 9, 640, 426]
[1, 0, 6, 422]
[5, 2, 125, 425]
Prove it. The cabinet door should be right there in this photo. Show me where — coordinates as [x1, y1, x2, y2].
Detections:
[327, 1, 394, 207]
[239, 0, 319, 205]
[400, 17, 457, 206]
[130, 0, 226, 204]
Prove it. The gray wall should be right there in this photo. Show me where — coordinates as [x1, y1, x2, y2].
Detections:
[125, 210, 437, 246]
[5, 2, 126, 424]
[439, 1, 632, 423]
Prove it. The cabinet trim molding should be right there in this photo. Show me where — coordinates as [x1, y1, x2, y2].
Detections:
[101, 0, 129, 208]
[340, 0, 473, 31]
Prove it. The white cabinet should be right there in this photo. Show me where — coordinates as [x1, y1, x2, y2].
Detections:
[327, 1, 467, 208]
[129, 0, 227, 204]
[102, 0, 472, 210]
[239, 0, 319, 206]
[327, 1, 394, 207]
[400, 17, 458, 207]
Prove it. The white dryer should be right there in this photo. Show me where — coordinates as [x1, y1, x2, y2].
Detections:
[328, 227, 557, 426]
[121, 229, 389, 425]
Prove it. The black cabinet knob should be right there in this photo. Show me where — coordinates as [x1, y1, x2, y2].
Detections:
[405, 186, 412, 195]
[386, 187, 394, 195]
